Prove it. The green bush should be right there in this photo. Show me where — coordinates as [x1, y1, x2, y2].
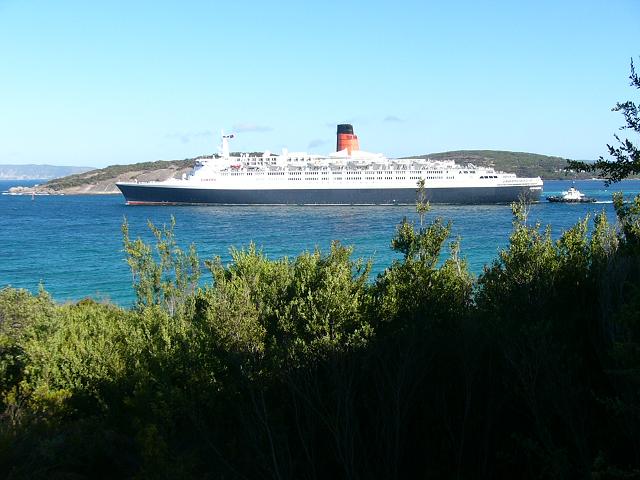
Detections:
[1, 197, 640, 478]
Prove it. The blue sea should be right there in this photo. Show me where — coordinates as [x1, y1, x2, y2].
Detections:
[2, 179, 639, 306]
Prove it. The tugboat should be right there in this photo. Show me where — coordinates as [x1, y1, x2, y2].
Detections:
[547, 186, 596, 203]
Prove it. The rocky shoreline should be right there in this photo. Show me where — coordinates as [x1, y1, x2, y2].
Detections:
[6, 186, 117, 195]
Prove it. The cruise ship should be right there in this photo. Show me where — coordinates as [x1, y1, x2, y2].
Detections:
[116, 125, 543, 205]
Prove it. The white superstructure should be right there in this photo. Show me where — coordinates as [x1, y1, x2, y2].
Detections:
[162, 135, 542, 191]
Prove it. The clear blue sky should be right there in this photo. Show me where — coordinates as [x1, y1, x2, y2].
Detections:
[1, 0, 638, 167]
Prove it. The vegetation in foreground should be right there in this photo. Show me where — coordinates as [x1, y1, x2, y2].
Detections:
[1, 191, 640, 479]
[570, 57, 640, 184]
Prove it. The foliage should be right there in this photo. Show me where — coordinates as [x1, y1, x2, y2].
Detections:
[122, 216, 200, 316]
[569, 58, 640, 185]
[1, 203, 640, 478]
[613, 191, 640, 249]
[203, 241, 373, 365]
[0, 287, 56, 414]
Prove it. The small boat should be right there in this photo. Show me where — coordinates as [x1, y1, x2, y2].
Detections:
[547, 186, 596, 203]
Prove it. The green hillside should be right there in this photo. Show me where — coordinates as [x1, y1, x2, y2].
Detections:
[42, 153, 261, 191]
[408, 150, 590, 179]
[43, 158, 198, 191]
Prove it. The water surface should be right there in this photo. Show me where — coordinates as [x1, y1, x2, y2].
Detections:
[2, 179, 639, 305]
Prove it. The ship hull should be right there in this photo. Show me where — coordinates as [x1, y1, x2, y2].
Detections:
[546, 196, 596, 203]
[117, 183, 542, 205]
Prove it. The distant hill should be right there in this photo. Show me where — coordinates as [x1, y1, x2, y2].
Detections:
[407, 150, 591, 179]
[39, 158, 200, 194]
[0, 164, 95, 180]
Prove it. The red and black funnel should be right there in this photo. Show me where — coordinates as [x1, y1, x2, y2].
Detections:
[336, 124, 360, 154]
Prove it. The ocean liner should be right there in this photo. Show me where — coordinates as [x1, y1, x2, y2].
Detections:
[116, 125, 543, 205]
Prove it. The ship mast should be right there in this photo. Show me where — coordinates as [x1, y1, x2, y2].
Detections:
[220, 131, 234, 159]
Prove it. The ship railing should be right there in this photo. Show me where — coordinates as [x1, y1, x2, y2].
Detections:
[498, 178, 544, 185]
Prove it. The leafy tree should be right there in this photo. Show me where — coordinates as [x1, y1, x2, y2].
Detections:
[376, 209, 472, 332]
[569, 58, 640, 184]
[612, 191, 640, 249]
[122, 216, 200, 316]
[415, 178, 430, 226]
[0, 287, 57, 423]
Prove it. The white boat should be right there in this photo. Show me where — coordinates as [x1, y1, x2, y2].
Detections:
[116, 125, 544, 205]
[546, 186, 596, 203]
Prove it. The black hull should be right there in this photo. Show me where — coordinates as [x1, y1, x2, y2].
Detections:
[117, 184, 542, 205]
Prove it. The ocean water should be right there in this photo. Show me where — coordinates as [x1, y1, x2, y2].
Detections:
[2, 179, 639, 306]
